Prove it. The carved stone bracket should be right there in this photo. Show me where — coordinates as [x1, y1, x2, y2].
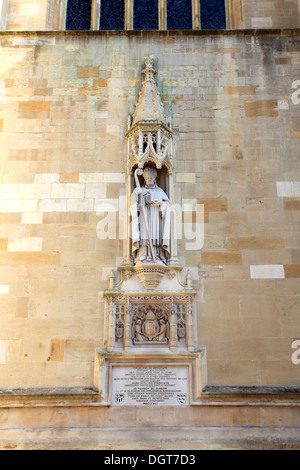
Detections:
[133, 262, 169, 289]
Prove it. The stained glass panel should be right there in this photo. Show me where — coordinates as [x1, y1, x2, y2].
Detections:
[134, 0, 159, 30]
[200, 0, 226, 29]
[167, 0, 193, 30]
[100, 0, 125, 30]
[66, 0, 92, 30]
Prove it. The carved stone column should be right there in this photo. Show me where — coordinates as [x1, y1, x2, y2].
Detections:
[168, 171, 179, 266]
[107, 299, 116, 353]
[186, 298, 194, 353]
[124, 302, 131, 352]
[169, 302, 177, 352]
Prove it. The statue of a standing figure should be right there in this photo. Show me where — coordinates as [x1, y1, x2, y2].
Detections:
[130, 165, 170, 265]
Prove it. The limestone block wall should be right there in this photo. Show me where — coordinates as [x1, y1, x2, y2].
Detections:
[5, 0, 48, 30]
[0, 30, 300, 391]
[4, 0, 64, 30]
[242, 0, 300, 29]
[0, 0, 9, 29]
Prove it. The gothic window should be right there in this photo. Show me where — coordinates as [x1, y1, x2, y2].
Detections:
[134, 0, 159, 30]
[167, 0, 193, 30]
[200, 0, 226, 29]
[100, 0, 125, 30]
[65, 0, 227, 31]
[66, 0, 92, 30]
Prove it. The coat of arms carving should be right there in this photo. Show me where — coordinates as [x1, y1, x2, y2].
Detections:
[132, 307, 169, 345]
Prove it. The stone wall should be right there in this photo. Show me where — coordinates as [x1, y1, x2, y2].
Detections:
[242, 0, 300, 29]
[0, 0, 9, 29]
[0, 30, 300, 393]
[5, 0, 48, 30]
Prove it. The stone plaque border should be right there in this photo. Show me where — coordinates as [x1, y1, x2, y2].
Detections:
[94, 349, 207, 406]
[111, 363, 191, 406]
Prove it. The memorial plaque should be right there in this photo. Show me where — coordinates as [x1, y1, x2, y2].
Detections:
[111, 365, 190, 406]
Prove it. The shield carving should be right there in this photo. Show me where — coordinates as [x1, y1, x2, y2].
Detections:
[176, 393, 187, 405]
[114, 393, 125, 405]
[142, 310, 159, 341]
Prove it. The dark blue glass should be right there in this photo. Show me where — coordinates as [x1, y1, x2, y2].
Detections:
[100, 0, 125, 30]
[66, 0, 92, 30]
[200, 0, 226, 29]
[167, 0, 193, 30]
[134, 0, 159, 30]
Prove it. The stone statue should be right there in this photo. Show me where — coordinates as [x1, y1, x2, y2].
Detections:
[134, 319, 145, 342]
[156, 319, 167, 342]
[130, 165, 170, 265]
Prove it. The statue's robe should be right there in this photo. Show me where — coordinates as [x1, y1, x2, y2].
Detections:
[130, 184, 170, 263]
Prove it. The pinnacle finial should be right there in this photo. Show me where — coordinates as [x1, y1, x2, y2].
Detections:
[109, 270, 115, 289]
[130, 57, 169, 128]
[186, 270, 192, 288]
[142, 57, 157, 82]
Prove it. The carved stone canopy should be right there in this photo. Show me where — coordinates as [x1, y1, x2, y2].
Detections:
[131, 58, 170, 128]
[126, 58, 173, 173]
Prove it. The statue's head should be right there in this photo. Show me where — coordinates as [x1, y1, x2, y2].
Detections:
[143, 166, 157, 187]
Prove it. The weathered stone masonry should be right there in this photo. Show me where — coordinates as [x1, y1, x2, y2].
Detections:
[0, 29, 300, 448]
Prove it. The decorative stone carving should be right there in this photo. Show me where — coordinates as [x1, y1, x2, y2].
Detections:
[133, 263, 169, 289]
[104, 58, 197, 355]
[132, 306, 169, 345]
[115, 318, 124, 342]
[98, 58, 207, 405]
[124, 58, 176, 287]
[105, 287, 195, 353]
[126, 58, 174, 173]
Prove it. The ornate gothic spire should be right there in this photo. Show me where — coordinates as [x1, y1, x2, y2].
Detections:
[131, 58, 170, 128]
[126, 58, 173, 172]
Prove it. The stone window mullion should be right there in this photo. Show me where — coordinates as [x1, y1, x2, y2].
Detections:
[126, 0, 133, 29]
[193, 0, 200, 29]
[91, 0, 100, 30]
[159, 0, 166, 30]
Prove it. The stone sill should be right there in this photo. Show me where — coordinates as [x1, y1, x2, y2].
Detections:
[0, 29, 300, 37]
[204, 385, 300, 395]
[0, 387, 99, 396]
[0, 386, 299, 408]
[201, 386, 300, 404]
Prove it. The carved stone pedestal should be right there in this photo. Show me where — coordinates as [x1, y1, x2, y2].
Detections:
[105, 267, 196, 353]
[97, 267, 207, 406]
